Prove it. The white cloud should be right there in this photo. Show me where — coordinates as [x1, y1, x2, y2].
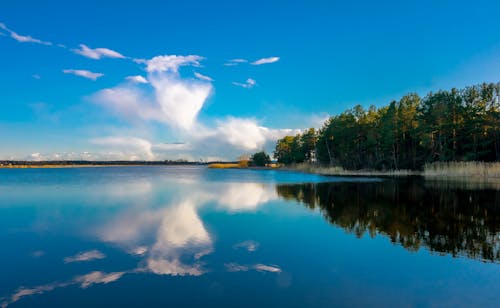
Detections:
[64, 250, 105, 263]
[89, 53, 301, 160]
[194, 72, 213, 82]
[0, 22, 52, 45]
[91, 87, 161, 124]
[224, 58, 248, 66]
[10, 32, 51, 45]
[91, 137, 155, 160]
[142, 55, 203, 73]
[251, 57, 280, 65]
[125, 75, 148, 84]
[63, 69, 103, 80]
[72, 44, 125, 60]
[93, 60, 212, 131]
[232, 78, 256, 88]
[30, 152, 42, 161]
[214, 117, 266, 150]
[150, 74, 212, 130]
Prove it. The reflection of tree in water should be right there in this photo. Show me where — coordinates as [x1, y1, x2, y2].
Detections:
[276, 179, 500, 262]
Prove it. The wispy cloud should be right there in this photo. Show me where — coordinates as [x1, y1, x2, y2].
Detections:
[64, 250, 105, 263]
[194, 72, 213, 82]
[224, 58, 248, 66]
[0, 22, 52, 45]
[63, 69, 104, 80]
[251, 56, 280, 65]
[72, 44, 125, 60]
[232, 78, 256, 88]
[126, 75, 148, 84]
[140, 55, 203, 73]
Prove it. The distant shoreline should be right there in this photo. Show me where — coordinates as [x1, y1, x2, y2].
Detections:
[0, 161, 208, 168]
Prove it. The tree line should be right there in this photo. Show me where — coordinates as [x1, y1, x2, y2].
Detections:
[274, 82, 500, 170]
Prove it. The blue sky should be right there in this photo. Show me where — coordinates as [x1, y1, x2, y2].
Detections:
[1, 0, 499, 160]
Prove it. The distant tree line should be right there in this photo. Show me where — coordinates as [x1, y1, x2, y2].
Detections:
[275, 82, 500, 170]
[0, 160, 203, 166]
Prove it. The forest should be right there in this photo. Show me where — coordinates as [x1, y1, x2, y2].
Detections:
[274, 82, 500, 170]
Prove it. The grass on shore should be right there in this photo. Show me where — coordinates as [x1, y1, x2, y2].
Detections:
[290, 161, 500, 179]
[208, 160, 249, 169]
[208, 163, 242, 169]
[423, 161, 500, 178]
[291, 163, 417, 177]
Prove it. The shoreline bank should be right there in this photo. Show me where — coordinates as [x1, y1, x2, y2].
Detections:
[286, 162, 500, 180]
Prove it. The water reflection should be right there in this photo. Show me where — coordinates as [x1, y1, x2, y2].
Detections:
[2, 270, 127, 307]
[97, 181, 277, 277]
[0, 173, 282, 306]
[2, 167, 499, 307]
[276, 179, 500, 262]
[146, 199, 212, 276]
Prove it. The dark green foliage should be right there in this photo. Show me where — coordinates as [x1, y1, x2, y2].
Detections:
[274, 129, 317, 164]
[251, 151, 271, 166]
[276, 82, 500, 170]
[276, 180, 500, 262]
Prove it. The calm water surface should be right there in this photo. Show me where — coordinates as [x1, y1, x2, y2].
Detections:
[0, 166, 499, 307]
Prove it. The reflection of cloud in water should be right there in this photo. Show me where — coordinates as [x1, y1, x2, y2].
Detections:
[146, 200, 212, 276]
[6, 284, 61, 307]
[99, 209, 161, 244]
[75, 271, 125, 288]
[95, 181, 276, 277]
[233, 240, 259, 252]
[98, 198, 213, 276]
[225, 263, 249, 272]
[30, 250, 45, 258]
[216, 183, 277, 211]
[254, 264, 282, 273]
[2, 180, 281, 306]
[129, 246, 148, 256]
[1, 270, 125, 307]
[64, 250, 105, 263]
[103, 180, 153, 198]
[225, 263, 282, 273]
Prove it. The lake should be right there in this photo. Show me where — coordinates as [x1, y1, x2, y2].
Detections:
[0, 166, 499, 307]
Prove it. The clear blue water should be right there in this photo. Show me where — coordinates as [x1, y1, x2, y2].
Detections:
[0, 166, 499, 307]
